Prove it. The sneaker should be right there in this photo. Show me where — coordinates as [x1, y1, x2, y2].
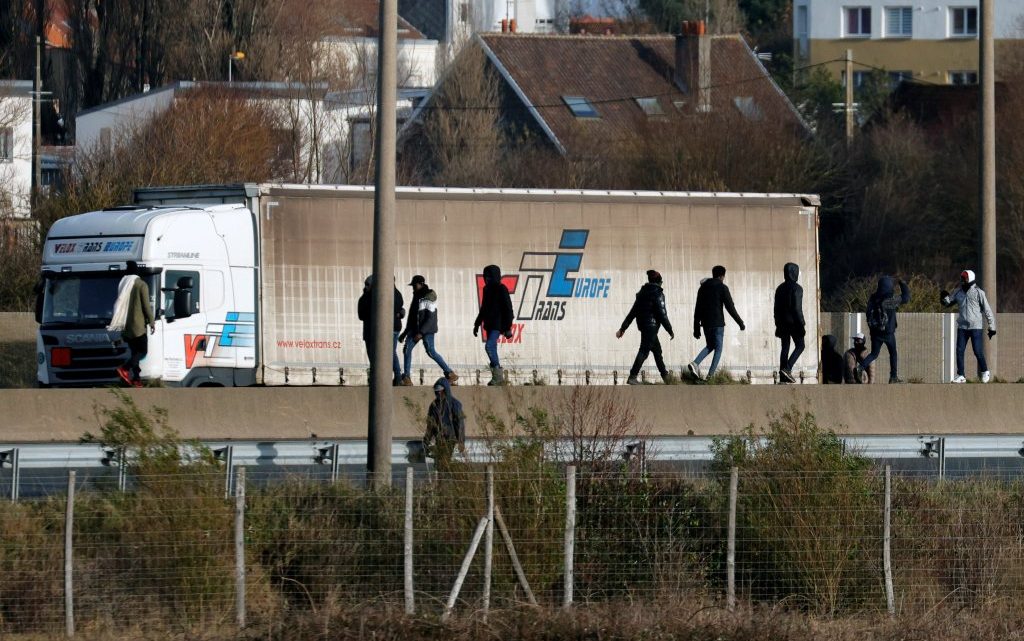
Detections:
[401, 376, 413, 386]
[951, 375, 967, 384]
[116, 366, 133, 386]
[131, 378, 144, 388]
[888, 376, 905, 384]
[780, 369, 796, 384]
[446, 371, 459, 383]
[661, 371, 676, 384]
[626, 375, 641, 385]
[981, 371, 992, 383]
[686, 362, 703, 381]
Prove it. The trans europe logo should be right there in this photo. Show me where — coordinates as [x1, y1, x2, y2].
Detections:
[474, 229, 611, 343]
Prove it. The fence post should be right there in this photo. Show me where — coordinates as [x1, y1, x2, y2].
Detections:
[5, 447, 20, 502]
[442, 516, 489, 622]
[941, 313, 956, 383]
[65, 470, 75, 638]
[494, 506, 538, 606]
[884, 465, 895, 615]
[404, 466, 415, 616]
[235, 466, 246, 628]
[727, 466, 738, 612]
[483, 465, 495, 620]
[564, 464, 576, 609]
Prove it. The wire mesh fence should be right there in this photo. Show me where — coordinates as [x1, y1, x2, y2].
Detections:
[4, 464, 1024, 635]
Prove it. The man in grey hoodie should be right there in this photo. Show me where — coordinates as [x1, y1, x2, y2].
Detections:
[941, 269, 996, 383]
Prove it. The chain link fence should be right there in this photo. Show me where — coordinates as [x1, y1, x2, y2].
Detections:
[3, 464, 1024, 635]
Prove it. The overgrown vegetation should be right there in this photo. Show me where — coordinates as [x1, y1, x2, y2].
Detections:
[3, 394, 1024, 637]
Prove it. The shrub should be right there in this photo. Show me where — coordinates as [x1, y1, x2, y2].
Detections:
[711, 407, 880, 614]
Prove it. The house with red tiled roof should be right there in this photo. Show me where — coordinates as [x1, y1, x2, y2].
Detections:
[401, 23, 809, 158]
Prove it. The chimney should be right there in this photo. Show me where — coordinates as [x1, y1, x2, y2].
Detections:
[674, 20, 712, 113]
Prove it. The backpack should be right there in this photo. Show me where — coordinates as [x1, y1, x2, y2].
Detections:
[866, 301, 889, 332]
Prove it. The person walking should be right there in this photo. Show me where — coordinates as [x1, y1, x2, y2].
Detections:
[109, 261, 155, 387]
[423, 376, 465, 468]
[400, 275, 457, 385]
[688, 266, 744, 381]
[941, 269, 996, 383]
[473, 265, 514, 386]
[616, 269, 674, 385]
[357, 275, 405, 385]
[858, 276, 910, 383]
[843, 332, 875, 384]
[773, 262, 805, 383]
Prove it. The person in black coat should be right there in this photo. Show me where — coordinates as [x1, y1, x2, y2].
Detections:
[616, 269, 674, 384]
[687, 265, 744, 380]
[773, 262, 806, 383]
[473, 265, 514, 386]
[859, 276, 910, 384]
[357, 275, 405, 385]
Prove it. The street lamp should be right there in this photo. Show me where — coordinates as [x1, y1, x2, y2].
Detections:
[228, 51, 245, 83]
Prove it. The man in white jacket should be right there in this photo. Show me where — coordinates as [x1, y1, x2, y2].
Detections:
[941, 269, 996, 383]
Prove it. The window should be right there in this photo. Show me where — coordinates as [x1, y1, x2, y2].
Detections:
[885, 6, 912, 37]
[163, 270, 201, 319]
[845, 7, 871, 37]
[950, 7, 977, 36]
[841, 70, 871, 90]
[796, 5, 809, 57]
[635, 97, 664, 117]
[733, 97, 764, 121]
[562, 95, 599, 119]
[889, 70, 913, 88]
[948, 70, 978, 85]
[0, 127, 12, 161]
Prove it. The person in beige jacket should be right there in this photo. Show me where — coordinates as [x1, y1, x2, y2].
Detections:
[109, 261, 155, 386]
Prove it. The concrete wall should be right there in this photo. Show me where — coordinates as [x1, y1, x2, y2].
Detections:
[822, 312, 1022, 383]
[2, 384, 1024, 443]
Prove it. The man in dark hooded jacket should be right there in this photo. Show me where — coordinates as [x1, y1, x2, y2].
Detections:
[859, 276, 910, 383]
[400, 275, 457, 385]
[773, 263, 805, 383]
[473, 265, 514, 386]
[688, 265, 744, 381]
[357, 275, 405, 385]
[423, 376, 465, 467]
[616, 269, 674, 384]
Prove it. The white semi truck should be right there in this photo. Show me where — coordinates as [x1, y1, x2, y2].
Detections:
[37, 184, 820, 387]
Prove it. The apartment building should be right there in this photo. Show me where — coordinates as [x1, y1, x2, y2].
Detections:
[794, 1, 1024, 86]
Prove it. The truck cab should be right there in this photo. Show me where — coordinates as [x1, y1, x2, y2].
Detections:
[37, 204, 257, 387]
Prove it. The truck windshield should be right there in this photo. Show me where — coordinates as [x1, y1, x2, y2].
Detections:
[41, 274, 158, 328]
[42, 275, 122, 327]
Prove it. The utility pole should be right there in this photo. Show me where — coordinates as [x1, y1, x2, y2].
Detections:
[33, 35, 43, 204]
[979, 0, 997, 373]
[845, 49, 854, 146]
[368, 0, 398, 489]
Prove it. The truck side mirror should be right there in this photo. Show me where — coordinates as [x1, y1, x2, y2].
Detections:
[173, 277, 194, 319]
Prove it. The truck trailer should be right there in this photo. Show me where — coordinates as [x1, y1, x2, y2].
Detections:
[37, 184, 820, 387]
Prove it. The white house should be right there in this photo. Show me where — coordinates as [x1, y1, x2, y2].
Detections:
[794, 0, 1024, 85]
[0, 80, 34, 218]
[75, 81, 425, 185]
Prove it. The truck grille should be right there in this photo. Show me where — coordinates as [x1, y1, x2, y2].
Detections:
[52, 345, 129, 383]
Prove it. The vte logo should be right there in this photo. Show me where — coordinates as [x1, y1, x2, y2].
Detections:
[474, 229, 611, 343]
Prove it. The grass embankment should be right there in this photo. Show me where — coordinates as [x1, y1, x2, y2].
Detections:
[2, 394, 1024, 638]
